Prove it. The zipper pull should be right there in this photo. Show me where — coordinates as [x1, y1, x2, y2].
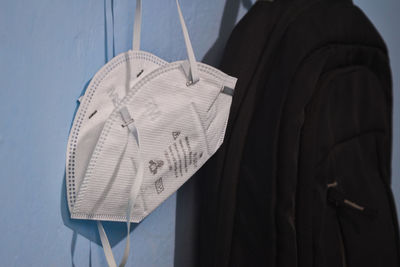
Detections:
[327, 181, 378, 218]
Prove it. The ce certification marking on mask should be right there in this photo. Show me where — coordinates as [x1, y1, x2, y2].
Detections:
[151, 132, 203, 195]
[164, 133, 202, 178]
[151, 132, 203, 191]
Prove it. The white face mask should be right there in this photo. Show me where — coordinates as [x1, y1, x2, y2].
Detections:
[66, 1, 236, 266]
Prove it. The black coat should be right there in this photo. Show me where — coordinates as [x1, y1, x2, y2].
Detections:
[199, 0, 400, 266]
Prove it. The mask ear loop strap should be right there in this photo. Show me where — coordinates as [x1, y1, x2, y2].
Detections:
[97, 221, 117, 267]
[132, 0, 142, 51]
[119, 157, 144, 266]
[176, 0, 199, 85]
[105, 0, 115, 61]
[131, 0, 198, 84]
[96, 143, 144, 267]
[97, 108, 144, 267]
[97, 2, 198, 265]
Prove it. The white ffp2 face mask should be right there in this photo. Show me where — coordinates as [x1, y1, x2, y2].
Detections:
[65, 0, 237, 266]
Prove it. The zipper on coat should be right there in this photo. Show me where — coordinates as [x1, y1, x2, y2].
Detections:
[327, 181, 378, 218]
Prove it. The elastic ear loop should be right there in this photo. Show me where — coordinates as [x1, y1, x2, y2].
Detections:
[97, 2, 143, 264]
[176, 0, 199, 85]
[105, 0, 115, 61]
[97, 116, 144, 267]
[132, 0, 142, 51]
[131, 0, 199, 84]
[97, 1, 199, 266]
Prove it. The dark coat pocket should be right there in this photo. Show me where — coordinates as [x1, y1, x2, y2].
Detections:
[317, 132, 399, 267]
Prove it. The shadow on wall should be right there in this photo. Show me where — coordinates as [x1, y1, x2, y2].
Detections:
[174, 1, 253, 267]
[202, 0, 253, 66]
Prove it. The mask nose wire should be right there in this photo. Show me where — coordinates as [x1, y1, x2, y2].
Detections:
[97, 107, 144, 267]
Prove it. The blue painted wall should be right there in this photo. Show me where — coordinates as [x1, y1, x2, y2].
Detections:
[354, 0, 400, 227]
[0, 0, 398, 266]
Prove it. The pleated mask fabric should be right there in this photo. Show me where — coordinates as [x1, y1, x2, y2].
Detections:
[65, 0, 237, 266]
[65, 0, 166, 214]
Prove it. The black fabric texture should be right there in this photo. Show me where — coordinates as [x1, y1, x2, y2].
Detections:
[198, 0, 400, 266]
